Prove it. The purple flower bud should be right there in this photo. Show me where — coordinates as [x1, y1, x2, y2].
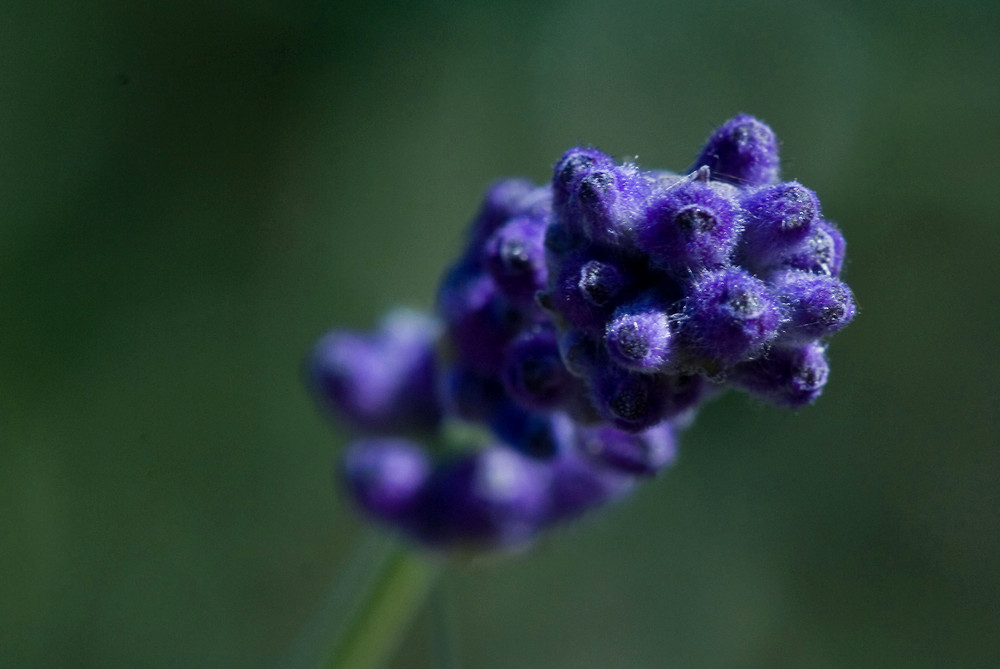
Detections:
[546, 251, 631, 334]
[604, 296, 674, 372]
[465, 178, 536, 257]
[576, 421, 677, 476]
[778, 219, 846, 277]
[437, 272, 521, 375]
[575, 164, 651, 245]
[501, 325, 575, 412]
[483, 215, 548, 306]
[732, 342, 830, 406]
[691, 114, 780, 186]
[773, 270, 856, 342]
[738, 182, 819, 269]
[579, 258, 627, 307]
[310, 309, 442, 433]
[588, 364, 669, 433]
[416, 446, 551, 547]
[341, 438, 431, 523]
[682, 269, 781, 365]
[552, 147, 614, 212]
[637, 179, 741, 273]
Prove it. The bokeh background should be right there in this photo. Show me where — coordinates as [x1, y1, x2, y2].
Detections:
[3, 0, 999, 666]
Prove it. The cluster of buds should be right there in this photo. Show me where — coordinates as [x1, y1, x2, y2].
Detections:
[309, 115, 855, 550]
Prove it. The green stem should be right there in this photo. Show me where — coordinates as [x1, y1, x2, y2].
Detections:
[320, 539, 440, 669]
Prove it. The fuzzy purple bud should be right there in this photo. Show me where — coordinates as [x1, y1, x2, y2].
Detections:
[739, 182, 819, 269]
[588, 364, 669, 433]
[637, 179, 741, 274]
[732, 342, 830, 406]
[483, 215, 548, 306]
[546, 251, 632, 334]
[604, 296, 674, 372]
[552, 147, 614, 213]
[342, 438, 431, 523]
[579, 259, 627, 308]
[310, 309, 441, 434]
[682, 269, 781, 365]
[501, 324, 575, 412]
[691, 114, 780, 186]
[466, 178, 537, 257]
[778, 219, 846, 277]
[575, 164, 651, 245]
[773, 271, 856, 342]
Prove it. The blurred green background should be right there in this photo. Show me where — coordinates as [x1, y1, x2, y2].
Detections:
[3, 0, 998, 666]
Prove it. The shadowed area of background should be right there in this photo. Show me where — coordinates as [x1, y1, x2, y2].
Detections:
[2, 0, 998, 666]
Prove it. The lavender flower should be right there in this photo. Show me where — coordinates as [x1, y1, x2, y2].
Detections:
[501, 324, 578, 411]
[310, 114, 855, 549]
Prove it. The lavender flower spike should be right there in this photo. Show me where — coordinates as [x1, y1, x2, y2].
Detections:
[311, 114, 855, 550]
